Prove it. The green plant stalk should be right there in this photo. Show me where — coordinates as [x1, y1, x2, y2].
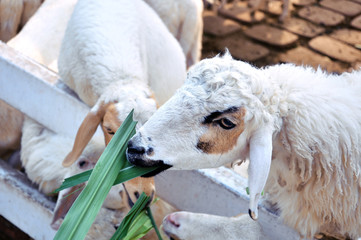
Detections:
[147, 206, 163, 240]
[111, 192, 151, 240]
[54, 110, 137, 240]
[54, 165, 158, 194]
[123, 209, 153, 240]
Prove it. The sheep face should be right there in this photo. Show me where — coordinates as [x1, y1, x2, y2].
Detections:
[62, 86, 157, 167]
[161, 212, 263, 240]
[62, 85, 157, 205]
[127, 54, 259, 170]
[162, 212, 215, 240]
[127, 54, 274, 220]
[52, 137, 125, 229]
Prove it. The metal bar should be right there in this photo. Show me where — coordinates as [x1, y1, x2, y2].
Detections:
[155, 167, 300, 240]
[0, 160, 57, 239]
[0, 42, 102, 139]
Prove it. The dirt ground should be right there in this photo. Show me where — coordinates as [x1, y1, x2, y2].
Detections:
[201, 0, 361, 74]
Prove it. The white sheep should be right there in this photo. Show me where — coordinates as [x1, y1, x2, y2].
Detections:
[144, 0, 204, 68]
[5, 0, 127, 234]
[126, 52, 361, 239]
[58, 0, 186, 202]
[20, 117, 124, 209]
[20, 117, 174, 239]
[161, 212, 267, 240]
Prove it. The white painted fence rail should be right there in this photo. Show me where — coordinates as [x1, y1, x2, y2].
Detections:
[0, 42, 300, 239]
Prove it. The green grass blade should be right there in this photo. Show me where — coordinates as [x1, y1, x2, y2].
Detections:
[112, 165, 158, 185]
[124, 211, 153, 240]
[53, 169, 92, 193]
[54, 110, 137, 240]
[111, 192, 150, 240]
[54, 164, 158, 194]
[147, 206, 163, 240]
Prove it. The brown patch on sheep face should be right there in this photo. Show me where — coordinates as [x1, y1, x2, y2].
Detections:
[122, 177, 155, 207]
[296, 182, 306, 192]
[278, 175, 287, 187]
[101, 103, 122, 145]
[197, 107, 246, 154]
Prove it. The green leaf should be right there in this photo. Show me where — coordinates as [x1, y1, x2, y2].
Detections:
[53, 169, 92, 193]
[123, 211, 153, 240]
[54, 165, 158, 194]
[54, 110, 137, 240]
[147, 206, 163, 240]
[111, 192, 151, 240]
[112, 165, 158, 186]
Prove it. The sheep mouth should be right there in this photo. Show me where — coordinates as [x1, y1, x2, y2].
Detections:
[126, 150, 172, 177]
[141, 164, 172, 177]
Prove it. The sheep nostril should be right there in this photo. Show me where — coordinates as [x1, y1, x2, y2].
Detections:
[127, 141, 146, 155]
[146, 147, 154, 156]
[167, 214, 180, 228]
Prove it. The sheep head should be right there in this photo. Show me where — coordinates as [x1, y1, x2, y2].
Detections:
[52, 137, 124, 229]
[126, 53, 274, 220]
[161, 212, 263, 240]
[62, 84, 157, 204]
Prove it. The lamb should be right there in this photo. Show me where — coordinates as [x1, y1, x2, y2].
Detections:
[58, 0, 186, 202]
[20, 117, 177, 239]
[20, 117, 128, 238]
[161, 212, 267, 240]
[20, 117, 124, 208]
[5, 0, 126, 231]
[126, 52, 361, 239]
[144, 0, 204, 68]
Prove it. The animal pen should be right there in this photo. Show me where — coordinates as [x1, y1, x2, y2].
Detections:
[0, 42, 299, 239]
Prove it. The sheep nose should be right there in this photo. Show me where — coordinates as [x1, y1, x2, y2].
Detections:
[127, 140, 145, 155]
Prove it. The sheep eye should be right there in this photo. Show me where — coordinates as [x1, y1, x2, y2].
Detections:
[106, 128, 115, 135]
[78, 160, 88, 168]
[217, 118, 236, 130]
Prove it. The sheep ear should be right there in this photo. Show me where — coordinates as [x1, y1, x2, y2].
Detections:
[62, 102, 108, 167]
[248, 126, 273, 220]
[50, 183, 86, 230]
